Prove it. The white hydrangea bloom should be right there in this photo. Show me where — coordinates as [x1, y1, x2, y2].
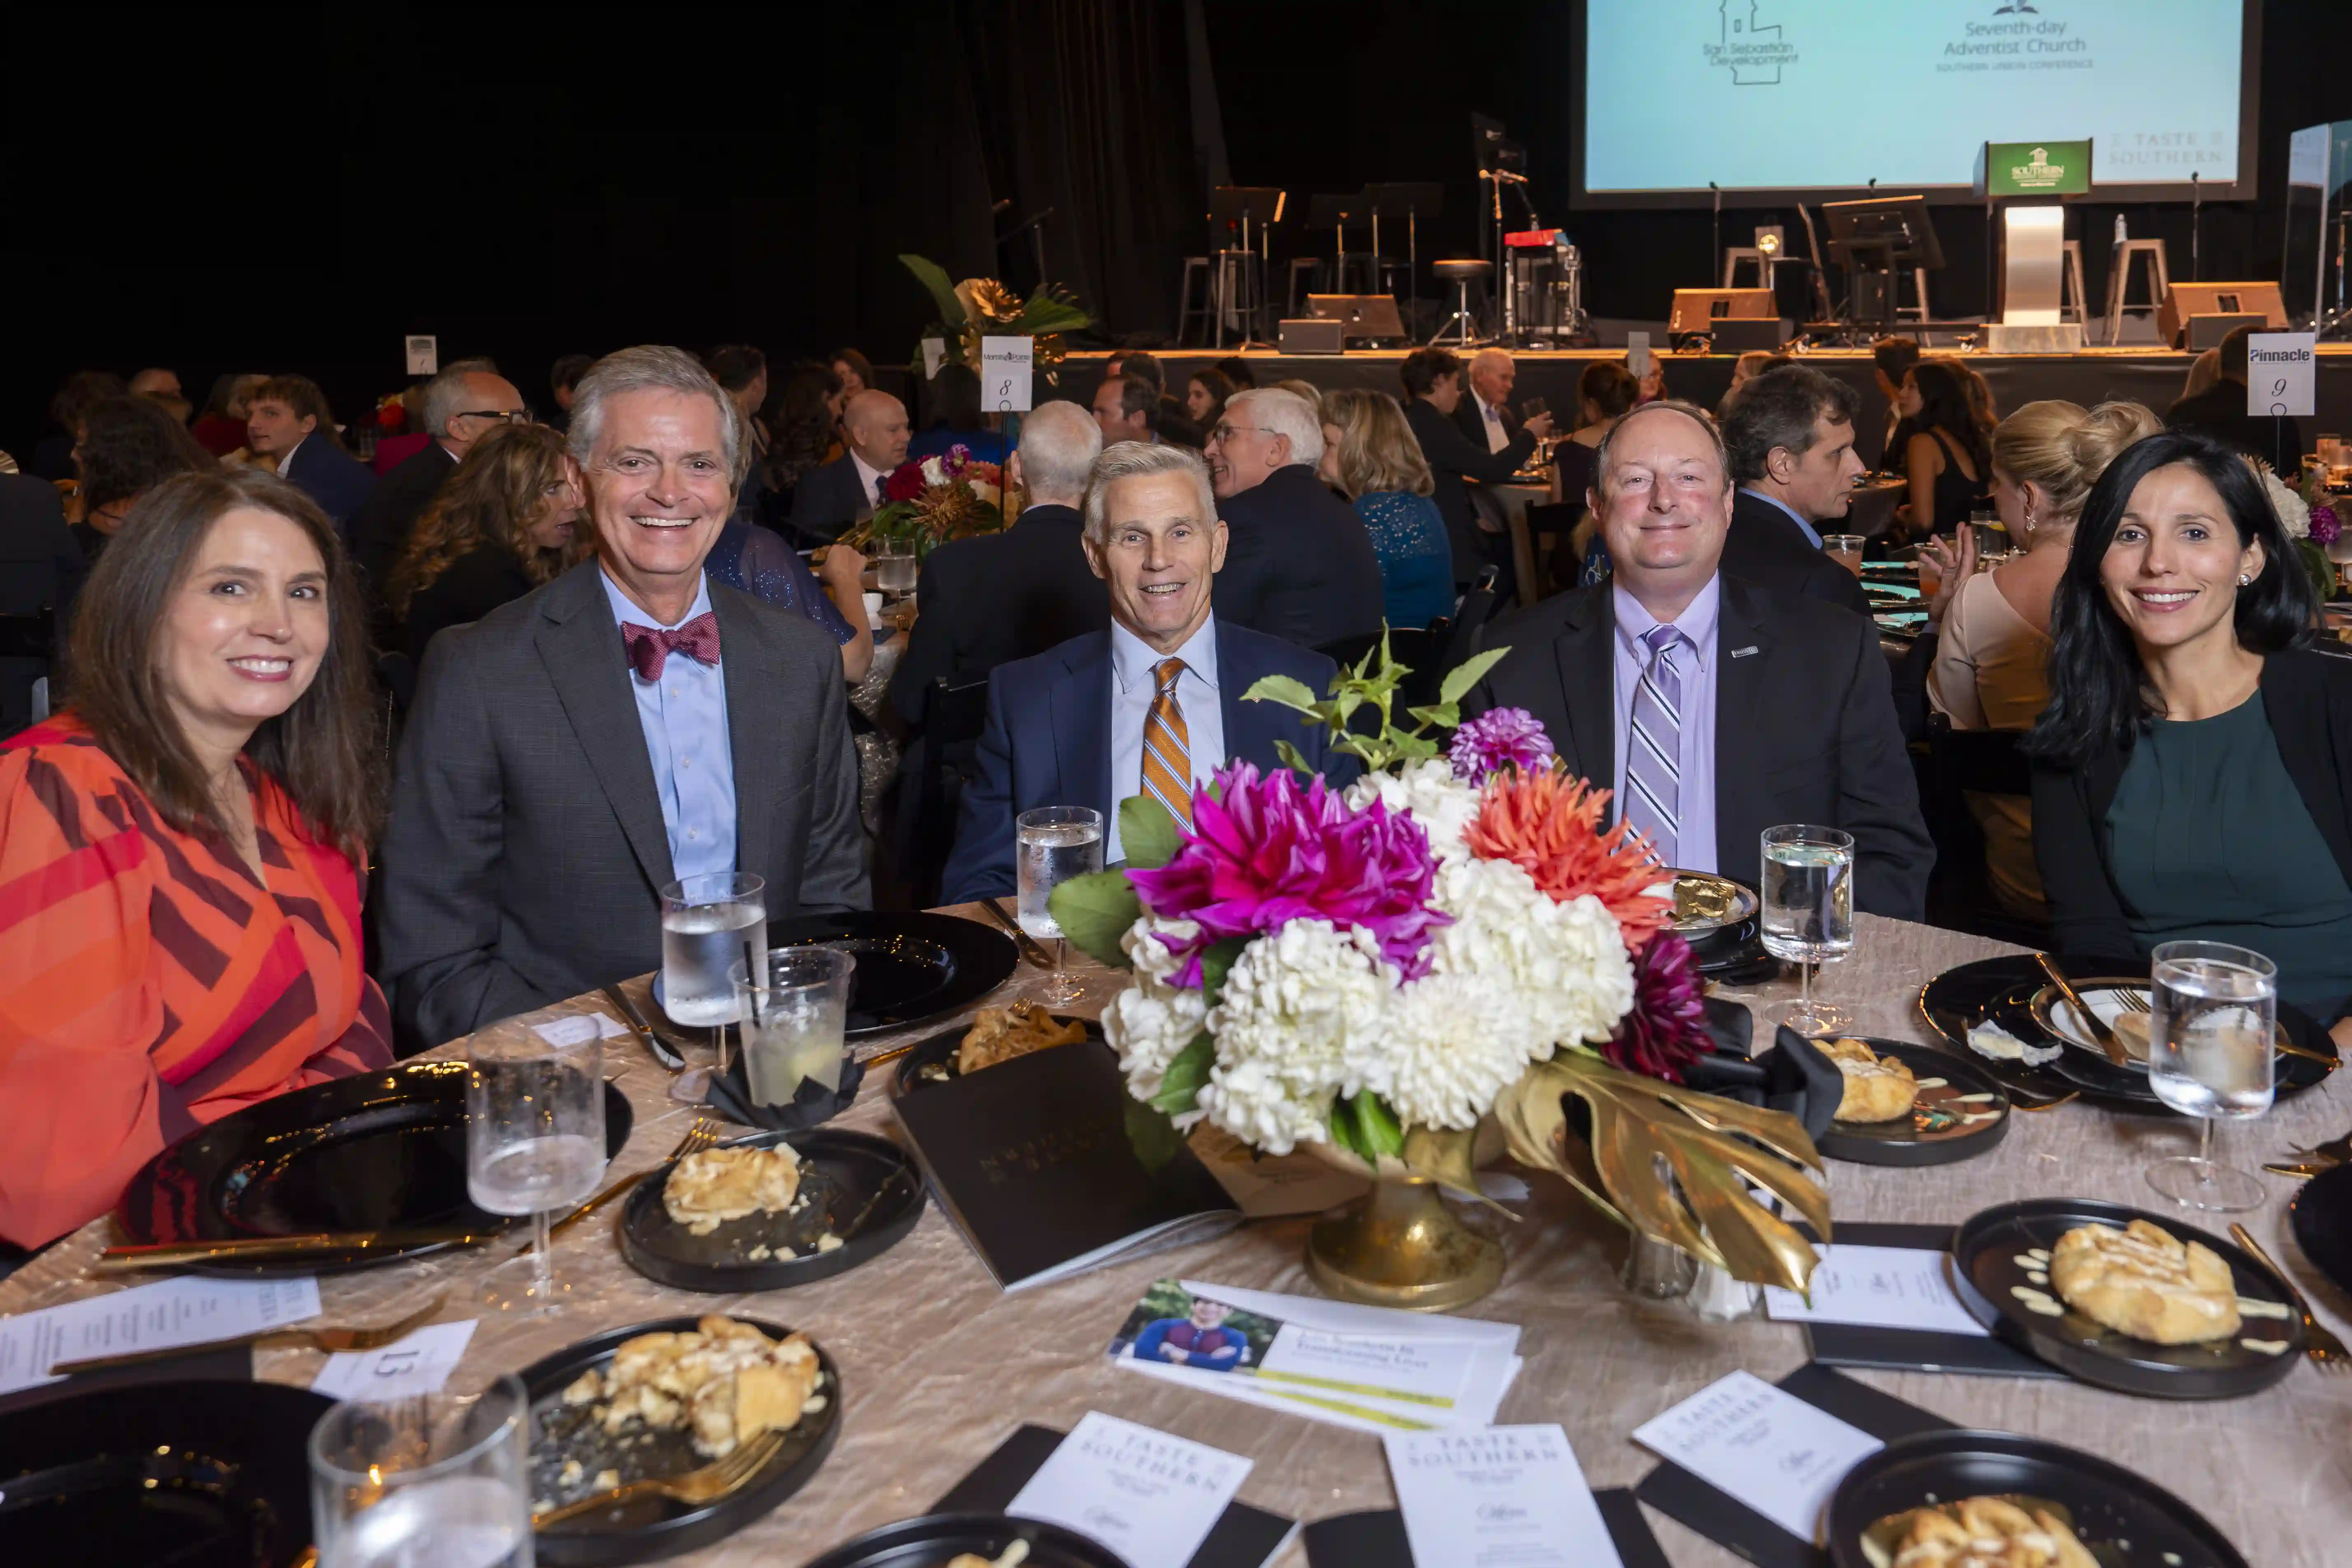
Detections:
[2258, 462, 2311, 540]
[1196, 919, 1394, 1153]
[1104, 916, 1208, 1104]
[919, 454, 948, 487]
[1343, 758, 1483, 864]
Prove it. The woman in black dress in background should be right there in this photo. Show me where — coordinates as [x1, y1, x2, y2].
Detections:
[388, 423, 584, 665]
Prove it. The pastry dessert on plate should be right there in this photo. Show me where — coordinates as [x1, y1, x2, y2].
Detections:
[956, 999, 1088, 1075]
[1824, 1038, 1918, 1124]
[561, 1314, 823, 1458]
[2047, 1219, 2241, 1344]
[663, 1143, 803, 1236]
[1864, 1495, 2098, 1568]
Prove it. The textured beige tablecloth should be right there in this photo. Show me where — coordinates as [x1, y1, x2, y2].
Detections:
[7, 910, 2349, 1566]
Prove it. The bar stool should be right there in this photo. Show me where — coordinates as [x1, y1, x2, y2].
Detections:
[1429, 259, 1490, 347]
[1175, 256, 1212, 347]
[1722, 247, 1770, 289]
[1286, 257, 1324, 319]
[2105, 237, 2169, 345]
[2060, 240, 2089, 326]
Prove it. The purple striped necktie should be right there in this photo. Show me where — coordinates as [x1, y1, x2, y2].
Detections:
[1622, 623, 1683, 864]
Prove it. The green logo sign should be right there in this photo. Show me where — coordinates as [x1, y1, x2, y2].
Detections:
[1986, 139, 2092, 196]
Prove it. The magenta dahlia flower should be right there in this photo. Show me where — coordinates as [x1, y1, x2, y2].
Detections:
[1604, 933, 1712, 1082]
[1128, 761, 1449, 984]
[2311, 504, 2342, 546]
[1448, 707, 1555, 784]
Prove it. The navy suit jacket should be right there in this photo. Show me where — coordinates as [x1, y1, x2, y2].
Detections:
[786, 453, 870, 543]
[941, 618, 1359, 902]
[281, 436, 377, 533]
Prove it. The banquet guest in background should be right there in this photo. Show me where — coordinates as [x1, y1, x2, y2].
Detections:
[829, 348, 874, 402]
[1722, 351, 1775, 410]
[2168, 324, 2306, 464]
[1273, 379, 1326, 412]
[1103, 351, 1163, 394]
[1455, 349, 1552, 456]
[1203, 388, 1384, 648]
[0, 471, 79, 733]
[70, 395, 215, 574]
[941, 442, 1352, 902]
[547, 354, 594, 431]
[129, 367, 191, 425]
[1925, 399, 2162, 918]
[762, 362, 846, 510]
[30, 371, 127, 481]
[1213, 356, 1256, 390]
[1108, 350, 1191, 437]
[909, 363, 1010, 465]
[1473, 399, 1932, 918]
[1185, 368, 1238, 430]
[1959, 363, 1999, 446]
[2029, 430, 2352, 1032]
[380, 346, 867, 1047]
[1716, 365, 1871, 614]
[708, 345, 771, 458]
[1892, 359, 1991, 536]
[0, 469, 392, 1249]
[191, 374, 268, 458]
[245, 376, 374, 531]
[2178, 347, 2223, 405]
[386, 423, 586, 666]
[1403, 347, 1535, 591]
[705, 523, 870, 685]
[1568, 360, 1639, 449]
[1872, 335, 1922, 463]
[1318, 388, 1454, 630]
[1093, 372, 1159, 449]
[890, 401, 1109, 728]
[789, 389, 910, 542]
[351, 365, 529, 600]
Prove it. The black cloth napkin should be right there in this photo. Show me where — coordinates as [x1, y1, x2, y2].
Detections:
[1680, 1003, 1843, 1142]
[704, 1052, 865, 1131]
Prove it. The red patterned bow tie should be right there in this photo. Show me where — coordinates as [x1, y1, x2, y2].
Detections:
[621, 612, 721, 681]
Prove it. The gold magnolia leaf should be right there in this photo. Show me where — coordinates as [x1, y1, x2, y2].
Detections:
[1492, 1061, 1630, 1233]
[1401, 1124, 1518, 1221]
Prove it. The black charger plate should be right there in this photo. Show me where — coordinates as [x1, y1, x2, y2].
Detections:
[523, 1316, 841, 1567]
[1950, 1198, 2305, 1399]
[764, 911, 1017, 1038]
[800, 1513, 1131, 1568]
[0, 1380, 331, 1568]
[618, 1128, 924, 1292]
[114, 1062, 634, 1276]
[1814, 1038, 2010, 1167]
[889, 1014, 1105, 1098]
[2288, 1161, 2352, 1302]
[1827, 1429, 2248, 1568]
[1987, 979, 2336, 1109]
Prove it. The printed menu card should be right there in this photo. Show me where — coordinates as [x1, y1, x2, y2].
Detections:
[1385, 1424, 1624, 1568]
[1007, 1411, 1251, 1568]
[1631, 1369, 1884, 1544]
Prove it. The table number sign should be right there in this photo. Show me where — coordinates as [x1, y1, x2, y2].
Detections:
[980, 335, 1034, 412]
[2247, 333, 2317, 418]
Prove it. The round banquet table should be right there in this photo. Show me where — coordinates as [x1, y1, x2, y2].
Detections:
[5, 908, 2349, 1566]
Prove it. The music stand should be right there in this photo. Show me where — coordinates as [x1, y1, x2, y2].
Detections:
[1306, 293, 1407, 345]
[1823, 194, 1944, 336]
[1306, 191, 1366, 295]
[1361, 182, 1444, 305]
[1208, 186, 1286, 349]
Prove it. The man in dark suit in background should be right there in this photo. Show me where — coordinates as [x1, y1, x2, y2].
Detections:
[890, 400, 1110, 728]
[1201, 387, 1384, 649]
[0, 472, 80, 735]
[1451, 348, 1552, 461]
[2168, 324, 2306, 463]
[380, 347, 866, 1047]
[1474, 399, 1931, 919]
[787, 389, 910, 544]
[245, 375, 374, 532]
[944, 442, 1356, 902]
[1402, 347, 1547, 591]
[1718, 366, 1873, 615]
[351, 363, 530, 603]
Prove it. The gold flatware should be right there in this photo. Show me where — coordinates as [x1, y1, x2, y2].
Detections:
[52, 1291, 448, 1377]
[2112, 985, 2334, 1067]
[2229, 1224, 2351, 1373]
[979, 898, 1055, 970]
[532, 1429, 784, 1526]
[550, 1117, 722, 1240]
[2264, 1160, 2338, 1179]
[2295, 1127, 2352, 1163]
[95, 1227, 500, 1273]
[2035, 953, 2131, 1067]
[602, 984, 686, 1072]
[2012, 1091, 2080, 1113]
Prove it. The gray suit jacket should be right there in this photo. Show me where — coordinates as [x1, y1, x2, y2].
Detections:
[379, 561, 870, 1049]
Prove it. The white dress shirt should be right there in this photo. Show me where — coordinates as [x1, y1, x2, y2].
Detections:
[600, 570, 738, 882]
[1106, 616, 1224, 863]
[850, 451, 891, 514]
[1475, 393, 1510, 454]
[1610, 576, 1722, 874]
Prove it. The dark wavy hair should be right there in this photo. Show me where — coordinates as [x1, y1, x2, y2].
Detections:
[2026, 428, 2315, 767]
[77, 395, 214, 516]
[1905, 359, 1990, 478]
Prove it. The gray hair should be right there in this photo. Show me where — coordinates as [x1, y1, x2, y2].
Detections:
[1017, 400, 1102, 504]
[566, 345, 749, 487]
[1227, 387, 1323, 468]
[1591, 399, 1731, 501]
[420, 365, 482, 443]
[1082, 441, 1217, 544]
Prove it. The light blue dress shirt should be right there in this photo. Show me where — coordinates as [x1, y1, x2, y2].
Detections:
[1741, 486, 1824, 549]
[1106, 616, 1225, 863]
[600, 570, 737, 883]
[1610, 576, 1721, 873]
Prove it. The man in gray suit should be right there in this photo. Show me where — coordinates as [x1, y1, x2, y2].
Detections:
[380, 346, 868, 1048]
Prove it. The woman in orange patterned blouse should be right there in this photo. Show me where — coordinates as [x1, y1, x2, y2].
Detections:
[0, 468, 391, 1249]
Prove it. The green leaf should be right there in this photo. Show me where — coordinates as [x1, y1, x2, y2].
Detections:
[1326, 1097, 1372, 1161]
[1196, 937, 1248, 1008]
[1124, 1098, 1185, 1175]
[1242, 673, 1321, 714]
[1149, 1031, 1215, 1116]
[1337, 1091, 1405, 1158]
[898, 254, 967, 330]
[1403, 703, 1460, 732]
[1438, 646, 1512, 707]
[1273, 737, 1312, 777]
[1118, 795, 1184, 872]
[1046, 870, 1142, 970]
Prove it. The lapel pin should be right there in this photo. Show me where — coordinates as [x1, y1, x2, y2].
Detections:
[1729, 645, 1760, 658]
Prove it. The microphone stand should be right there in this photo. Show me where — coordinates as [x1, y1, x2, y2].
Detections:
[2191, 170, 2202, 281]
[1711, 181, 1721, 284]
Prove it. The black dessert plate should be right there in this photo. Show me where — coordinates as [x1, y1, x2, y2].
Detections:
[1826, 1429, 2248, 1568]
[524, 1316, 840, 1566]
[765, 911, 1018, 1037]
[114, 1061, 634, 1275]
[0, 1380, 332, 1568]
[618, 1128, 924, 1292]
[2288, 1160, 2352, 1303]
[890, 1014, 1105, 1098]
[1950, 1198, 2305, 1399]
[1815, 1038, 2010, 1167]
[801, 1513, 1132, 1568]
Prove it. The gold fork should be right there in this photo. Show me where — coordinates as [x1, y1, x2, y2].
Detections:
[2114, 985, 2338, 1068]
[51, 1290, 449, 1376]
[533, 1429, 784, 1526]
[2229, 1225, 2352, 1374]
[549, 1116, 723, 1239]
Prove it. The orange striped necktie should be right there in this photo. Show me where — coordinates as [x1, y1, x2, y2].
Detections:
[1140, 656, 1193, 828]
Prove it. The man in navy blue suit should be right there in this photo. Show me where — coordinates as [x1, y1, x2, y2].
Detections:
[246, 375, 375, 534]
[942, 441, 1356, 902]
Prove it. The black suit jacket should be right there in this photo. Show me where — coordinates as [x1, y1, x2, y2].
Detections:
[887, 504, 1110, 728]
[941, 618, 1360, 902]
[1472, 574, 1933, 919]
[1212, 465, 1386, 649]
[379, 561, 869, 1048]
[1726, 489, 1872, 616]
[1406, 397, 1531, 586]
[352, 442, 458, 600]
[2031, 648, 2352, 1000]
[2167, 383, 2305, 465]
[786, 454, 872, 543]
[280, 436, 376, 531]
[1451, 391, 1522, 455]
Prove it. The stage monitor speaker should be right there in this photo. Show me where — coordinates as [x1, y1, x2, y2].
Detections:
[1669, 288, 1776, 335]
[1305, 293, 1406, 342]
[1707, 318, 1785, 352]
[2184, 312, 2267, 351]
[1278, 318, 1346, 355]
[2158, 281, 2285, 347]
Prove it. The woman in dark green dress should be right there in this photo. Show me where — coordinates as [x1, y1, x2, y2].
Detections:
[2029, 429, 2352, 1049]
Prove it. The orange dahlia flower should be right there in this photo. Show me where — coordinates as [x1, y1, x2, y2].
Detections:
[1464, 768, 1670, 951]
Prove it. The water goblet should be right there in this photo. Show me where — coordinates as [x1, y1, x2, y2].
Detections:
[2145, 940, 2277, 1213]
[1759, 824, 1855, 1036]
[1018, 805, 1105, 1006]
[466, 1021, 606, 1316]
[658, 872, 767, 1031]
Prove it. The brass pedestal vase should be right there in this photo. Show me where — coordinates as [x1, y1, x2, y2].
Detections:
[1305, 1171, 1504, 1312]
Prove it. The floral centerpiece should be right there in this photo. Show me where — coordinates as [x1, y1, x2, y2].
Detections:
[1049, 638, 1830, 1304]
[2258, 457, 2339, 599]
[900, 254, 1091, 386]
[844, 444, 1005, 557]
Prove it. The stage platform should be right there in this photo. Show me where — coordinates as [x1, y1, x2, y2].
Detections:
[1063, 346, 2346, 468]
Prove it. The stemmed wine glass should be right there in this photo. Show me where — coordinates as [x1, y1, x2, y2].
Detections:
[2145, 940, 2277, 1212]
[309, 1373, 535, 1567]
[1018, 805, 1104, 1006]
[466, 1021, 607, 1316]
[1759, 824, 1855, 1036]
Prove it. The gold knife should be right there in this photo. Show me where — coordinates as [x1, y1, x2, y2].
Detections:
[980, 897, 1056, 970]
[95, 1226, 499, 1272]
[2035, 952, 2131, 1067]
[601, 983, 686, 1072]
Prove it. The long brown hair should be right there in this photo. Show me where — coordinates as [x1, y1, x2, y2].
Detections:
[1319, 387, 1435, 498]
[65, 468, 382, 855]
[387, 423, 581, 619]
